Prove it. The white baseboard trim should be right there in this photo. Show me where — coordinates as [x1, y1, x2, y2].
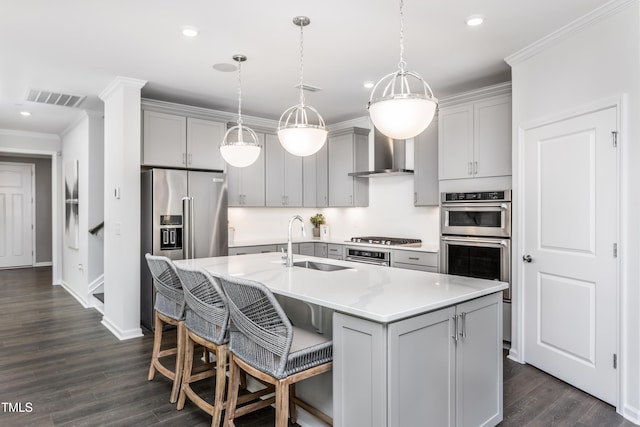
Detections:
[621, 403, 640, 425]
[34, 261, 53, 267]
[90, 295, 104, 315]
[88, 274, 104, 294]
[101, 316, 143, 341]
[60, 280, 89, 308]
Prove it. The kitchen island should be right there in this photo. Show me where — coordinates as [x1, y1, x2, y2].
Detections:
[179, 252, 508, 427]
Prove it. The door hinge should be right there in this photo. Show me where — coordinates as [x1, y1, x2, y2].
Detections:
[612, 131, 618, 147]
[613, 354, 617, 369]
[613, 243, 618, 258]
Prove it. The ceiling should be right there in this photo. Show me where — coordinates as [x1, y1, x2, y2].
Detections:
[0, 0, 610, 135]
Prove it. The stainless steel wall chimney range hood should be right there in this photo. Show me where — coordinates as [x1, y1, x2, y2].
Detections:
[348, 127, 414, 178]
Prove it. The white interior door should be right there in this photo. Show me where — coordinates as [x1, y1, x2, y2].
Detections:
[0, 163, 34, 268]
[522, 106, 618, 405]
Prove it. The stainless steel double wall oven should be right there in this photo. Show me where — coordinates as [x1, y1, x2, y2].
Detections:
[440, 190, 512, 301]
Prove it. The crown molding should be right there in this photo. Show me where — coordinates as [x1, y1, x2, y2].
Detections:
[141, 98, 279, 130]
[439, 82, 512, 108]
[99, 76, 147, 101]
[505, 0, 635, 66]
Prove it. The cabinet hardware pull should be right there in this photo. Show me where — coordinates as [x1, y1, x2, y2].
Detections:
[408, 257, 419, 261]
[451, 315, 459, 341]
[460, 312, 467, 338]
[474, 161, 478, 175]
[188, 153, 192, 165]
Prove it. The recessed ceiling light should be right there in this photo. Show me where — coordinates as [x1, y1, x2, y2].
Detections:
[363, 81, 375, 89]
[20, 111, 31, 117]
[213, 63, 237, 72]
[182, 27, 198, 37]
[466, 16, 484, 27]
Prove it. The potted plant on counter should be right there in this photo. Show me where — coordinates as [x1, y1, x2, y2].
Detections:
[310, 213, 326, 238]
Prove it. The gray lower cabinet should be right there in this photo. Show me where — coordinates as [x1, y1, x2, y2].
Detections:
[333, 292, 502, 427]
[327, 244, 343, 260]
[299, 242, 315, 256]
[265, 134, 303, 207]
[392, 249, 438, 272]
[314, 242, 328, 258]
[228, 244, 277, 256]
[227, 133, 266, 207]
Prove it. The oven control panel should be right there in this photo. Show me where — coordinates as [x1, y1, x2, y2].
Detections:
[442, 190, 511, 203]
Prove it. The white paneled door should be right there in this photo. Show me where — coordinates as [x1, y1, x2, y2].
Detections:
[0, 163, 34, 268]
[522, 106, 618, 405]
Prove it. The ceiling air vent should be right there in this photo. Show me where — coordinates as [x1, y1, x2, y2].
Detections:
[25, 88, 85, 108]
[294, 83, 322, 92]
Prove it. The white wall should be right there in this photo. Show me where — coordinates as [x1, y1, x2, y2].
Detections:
[60, 112, 105, 306]
[507, 0, 640, 421]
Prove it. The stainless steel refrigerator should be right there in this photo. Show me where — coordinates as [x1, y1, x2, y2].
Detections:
[140, 168, 228, 330]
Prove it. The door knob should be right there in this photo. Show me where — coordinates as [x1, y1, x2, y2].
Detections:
[522, 254, 533, 263]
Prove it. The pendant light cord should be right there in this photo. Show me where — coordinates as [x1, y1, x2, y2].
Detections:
[236, 59, 243, 125]
[398, 0, 406, 72]
[298, 22, 306, 106]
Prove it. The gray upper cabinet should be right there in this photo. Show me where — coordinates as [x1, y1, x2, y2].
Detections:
[265, 133, 303, 207]
[227, 133, 266, 207]
[303, 142, 328, 208]
[328, 127, 370, 207]
[413, 118, 439, 206]
[142, 110, 226, 171]
[142, 110, 187, 168]
[186, 117, 225, 170]
[438, 93, 511, 180]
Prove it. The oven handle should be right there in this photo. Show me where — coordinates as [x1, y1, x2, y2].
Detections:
[345, 256, 389, 266]
[440, 236, 509, 247]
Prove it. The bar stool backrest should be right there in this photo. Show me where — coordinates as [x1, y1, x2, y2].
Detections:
[175, 265, 230, 346]
[220, 275, 294, 379]
[145, 254, 185, 320]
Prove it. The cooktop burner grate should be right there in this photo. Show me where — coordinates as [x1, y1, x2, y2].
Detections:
[350, 236, 422, 246]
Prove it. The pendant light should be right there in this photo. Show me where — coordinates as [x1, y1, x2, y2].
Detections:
[368, 0, 438, 140]
[220, 55, 261, 168]
[277, 16, 327, 157]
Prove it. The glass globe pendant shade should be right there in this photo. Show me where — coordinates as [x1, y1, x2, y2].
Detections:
[368, 70, 438, 140]
[220, 124, 261, 168]
[278, 104, 327, 157]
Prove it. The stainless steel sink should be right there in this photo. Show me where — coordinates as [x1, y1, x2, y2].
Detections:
[293, 260, 351, 272]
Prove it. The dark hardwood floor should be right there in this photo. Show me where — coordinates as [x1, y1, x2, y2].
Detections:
[0, 267, 635, 427]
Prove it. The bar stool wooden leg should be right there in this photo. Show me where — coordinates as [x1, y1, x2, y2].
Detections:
[148, 311, 163, 380]
[223, 354, 241, 427]
[170, 322, 185, 403]
[275, 380, 290, 427]
[289, 383, 297, 424]
[211, 344, 228, 427]
[177, 331, 195, 410]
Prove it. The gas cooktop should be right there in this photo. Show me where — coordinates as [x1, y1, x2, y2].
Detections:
[349, 236, 422, 247]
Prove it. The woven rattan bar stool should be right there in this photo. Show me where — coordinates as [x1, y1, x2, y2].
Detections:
[220, 275, 333, 427]
[145, 254, 186, 404]
[173, 264, 231, 427]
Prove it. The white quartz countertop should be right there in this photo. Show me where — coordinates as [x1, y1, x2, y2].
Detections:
[229, 237, 439, 253]
[178, 252, 507, 323]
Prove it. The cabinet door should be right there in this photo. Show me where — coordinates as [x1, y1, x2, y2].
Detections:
[240, 133, 266, 207]
[388, 306, 455, 427]
[186, 118, 225, 171]
[455, 293, 502, 427]
[283, 145, 303, 207]
[328, 134, 354, 206]
[303, 154, 317, 207]
[316, 142, 329, 207]
[265, 134, 302, 207]
[414, 119, 439, 206]
[438, 105, 473, 180]
[299, 242, 315, 256]
[143, 111, 186, 168]
[474, 96, 512, 178]
[265, 134, 286, 206]
[314, 242, 328, 258]
[226, 133, 266, 207]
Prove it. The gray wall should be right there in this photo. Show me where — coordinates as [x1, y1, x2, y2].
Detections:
[0, 155, 52, 263]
